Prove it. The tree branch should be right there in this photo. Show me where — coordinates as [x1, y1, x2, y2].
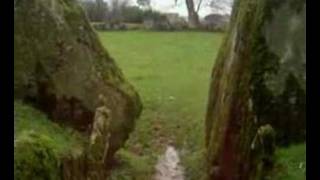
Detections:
[196, 0, 204, 13]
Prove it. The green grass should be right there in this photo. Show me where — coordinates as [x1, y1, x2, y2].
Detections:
[98, 31, 224, 179]
[98, 31, 306, 180]
[271, 143, 306, 180]
[109, 149, 155, 180]
[14, 100, 85, 156]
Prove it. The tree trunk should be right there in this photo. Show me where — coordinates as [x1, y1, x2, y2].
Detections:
[185, 0, 200, 28]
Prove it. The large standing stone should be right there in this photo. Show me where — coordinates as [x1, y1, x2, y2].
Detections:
[14, 0, 142, 176]
[205, 0, 305, 179]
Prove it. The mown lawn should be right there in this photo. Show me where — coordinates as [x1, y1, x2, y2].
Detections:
[98, 31, 224, 179]
[97, 31, 305, 180]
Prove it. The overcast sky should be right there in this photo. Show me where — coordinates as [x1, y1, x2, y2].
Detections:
[104, 0, 233, 18]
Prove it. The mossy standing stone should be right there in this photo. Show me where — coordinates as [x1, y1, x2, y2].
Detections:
[205, 0, 305, 179]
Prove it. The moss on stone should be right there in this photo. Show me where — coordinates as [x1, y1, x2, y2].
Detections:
[14, 131, 61, 180]
[14, 101, 86, 180]
[14, 0, 141, 113]
[14, 0, 142, 165]
[205, 0, 305, 179]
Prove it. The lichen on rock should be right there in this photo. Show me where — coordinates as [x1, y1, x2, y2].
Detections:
[89, 95, 112, 165]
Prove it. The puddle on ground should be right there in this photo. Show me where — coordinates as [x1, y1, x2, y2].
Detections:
[154, 146, 185, 180]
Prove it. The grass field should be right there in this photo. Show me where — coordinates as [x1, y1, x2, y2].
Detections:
[97, 31, 306, 180]
[99, 31, 224, 179]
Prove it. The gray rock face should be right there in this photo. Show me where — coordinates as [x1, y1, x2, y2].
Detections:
[14, 0, 142, 174]
[205, 0, 305, 179]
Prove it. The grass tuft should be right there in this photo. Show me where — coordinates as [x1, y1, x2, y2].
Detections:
[271, 143, 306, 180]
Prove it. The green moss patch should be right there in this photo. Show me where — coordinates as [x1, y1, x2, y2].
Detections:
[14, 131, 60, 180]
[109, 149, 155, 180]
[14, 100, 86, 179]
[271, 143, 306, 180]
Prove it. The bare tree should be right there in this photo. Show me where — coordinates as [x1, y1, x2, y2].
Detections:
[174, 0, 233, 28]
[185, 0, 200, 28]
[174, 0, 206, 28]
[96, 0, 107, 20]
[80, 0, 108, 22]
[107, 0, 129, 23]
[196, 0, 206, 12]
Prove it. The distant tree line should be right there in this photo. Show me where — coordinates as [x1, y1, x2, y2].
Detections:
[79, 0, 231, 31]
[79, 0, 163, 24]
[79, 0, 108, 22]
